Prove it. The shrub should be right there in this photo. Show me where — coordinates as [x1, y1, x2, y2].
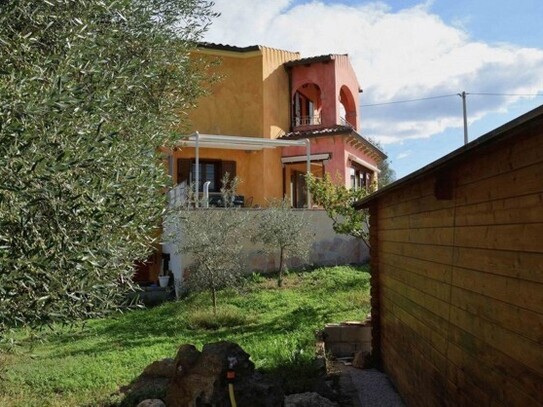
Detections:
[186, 305, 254, 330]
[0, 0, 217, 333]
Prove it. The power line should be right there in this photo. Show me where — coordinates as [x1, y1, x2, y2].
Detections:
[359, 90, 543, 146]
[469, 92, 543, 97]
[360, 93, 456, 107]
[360, 91, 543, 107]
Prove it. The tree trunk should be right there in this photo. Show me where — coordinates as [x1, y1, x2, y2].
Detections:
[277, 247, 284, 287]
[207, 266, 217, 315]
[211, 287, 217, 315]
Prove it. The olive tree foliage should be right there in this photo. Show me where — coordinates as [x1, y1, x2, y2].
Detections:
[219, 172, 240, 208]
[168, 174, 245, 313]
[0, 0, 217, 333]
[306, 173, 372, 248]
[180, 172, 240, 208]
[171, 209, 248, 315]
[368, 137, 396, 188]
[252, 199, 313, 287]
[307, 141, 396, 247]
[377, 158, 397, 188]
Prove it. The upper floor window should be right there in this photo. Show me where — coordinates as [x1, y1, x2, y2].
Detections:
[292, 83, 322, 128]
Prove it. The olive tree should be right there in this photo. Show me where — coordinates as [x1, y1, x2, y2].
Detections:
[173, 209, 248, 314]
[306, 173, 372, 247]
[368, 137, 396, 188]
[307, 141, 395, 248]
[169, 174, 246, 313]
[0, 0, 217, 333]
[377, 159, 397, 188]
[252, 199, 313, 287]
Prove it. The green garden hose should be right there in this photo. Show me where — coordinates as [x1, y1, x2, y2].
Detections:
[228, 382, 237, 407]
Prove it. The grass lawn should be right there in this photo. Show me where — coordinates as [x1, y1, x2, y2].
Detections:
[0, 265, 371, 406]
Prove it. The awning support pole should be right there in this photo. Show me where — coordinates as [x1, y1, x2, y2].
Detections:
[305, 138, 311, 208]
[195, 131, 200, 208]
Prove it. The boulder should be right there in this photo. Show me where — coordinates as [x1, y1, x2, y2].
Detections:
[120, 358, 174, 405]
[164, 341, 284, 407]
[143, 358, 176, 377]
[136, 400, 166, 407]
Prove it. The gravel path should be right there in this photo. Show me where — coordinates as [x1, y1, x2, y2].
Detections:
[345, 367, 405, 407]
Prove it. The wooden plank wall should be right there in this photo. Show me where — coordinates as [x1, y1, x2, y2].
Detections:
[370, 120, 543, 406]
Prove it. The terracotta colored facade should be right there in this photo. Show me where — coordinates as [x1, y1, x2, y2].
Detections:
[169, 43, 386, 208]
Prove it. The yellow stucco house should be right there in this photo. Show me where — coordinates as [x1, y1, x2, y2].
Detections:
[136, 43, 386, 287]
[168, 43, 386, 208]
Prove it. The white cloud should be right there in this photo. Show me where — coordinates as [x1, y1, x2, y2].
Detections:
[204, 0, 543, 145]
[397, 150, 413, 159]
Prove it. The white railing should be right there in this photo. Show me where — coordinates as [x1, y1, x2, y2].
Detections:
[293, 114, 321, 127]
[167, 183, 187, 208]
[339, 116, 354, 128]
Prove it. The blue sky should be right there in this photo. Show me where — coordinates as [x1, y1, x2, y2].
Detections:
[204, 0, 543, 178]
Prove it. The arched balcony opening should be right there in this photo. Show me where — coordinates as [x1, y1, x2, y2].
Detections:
[292, 83, 322, 128]
[339, 85, 357, 129]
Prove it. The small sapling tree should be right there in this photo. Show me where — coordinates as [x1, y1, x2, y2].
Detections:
[252, 199, 313, 287]
[306, 173, 372, 247]
[307, 140, 395, 247]
[219, 172, 241, 208]
[169, 174, 246, 314]
[177, 209, 248, 314]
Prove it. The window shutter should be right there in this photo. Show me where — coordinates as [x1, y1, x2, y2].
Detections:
[177, 158, 191, 185]
[221, 160, 236, 180]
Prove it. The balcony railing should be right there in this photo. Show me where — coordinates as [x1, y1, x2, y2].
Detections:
[167, 184, 246, 208]
[293, 115, 321, 127]
[339, 116, 354, 128]
[168, 183, 187, 208]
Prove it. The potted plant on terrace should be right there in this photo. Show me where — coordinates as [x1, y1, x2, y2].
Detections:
[158, 253, 171, 288]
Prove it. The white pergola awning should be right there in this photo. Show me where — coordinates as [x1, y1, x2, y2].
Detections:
[181, 133, 309, 150]
[178, 132, 312, 208]
[281, 153, 331, 164]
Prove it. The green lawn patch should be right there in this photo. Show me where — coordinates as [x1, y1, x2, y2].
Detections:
[0, 265, 370, 406]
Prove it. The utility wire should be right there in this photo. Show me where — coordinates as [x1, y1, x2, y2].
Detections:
[469, 92, 543, 97]
[360, 92, 543, 107]
[360, 93, 456, 107]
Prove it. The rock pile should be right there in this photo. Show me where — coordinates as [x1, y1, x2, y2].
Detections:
[124, 341, 284, 407]
[285, 392, 338, 407]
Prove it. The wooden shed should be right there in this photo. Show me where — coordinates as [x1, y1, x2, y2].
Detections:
[355, 106, 543, 406]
